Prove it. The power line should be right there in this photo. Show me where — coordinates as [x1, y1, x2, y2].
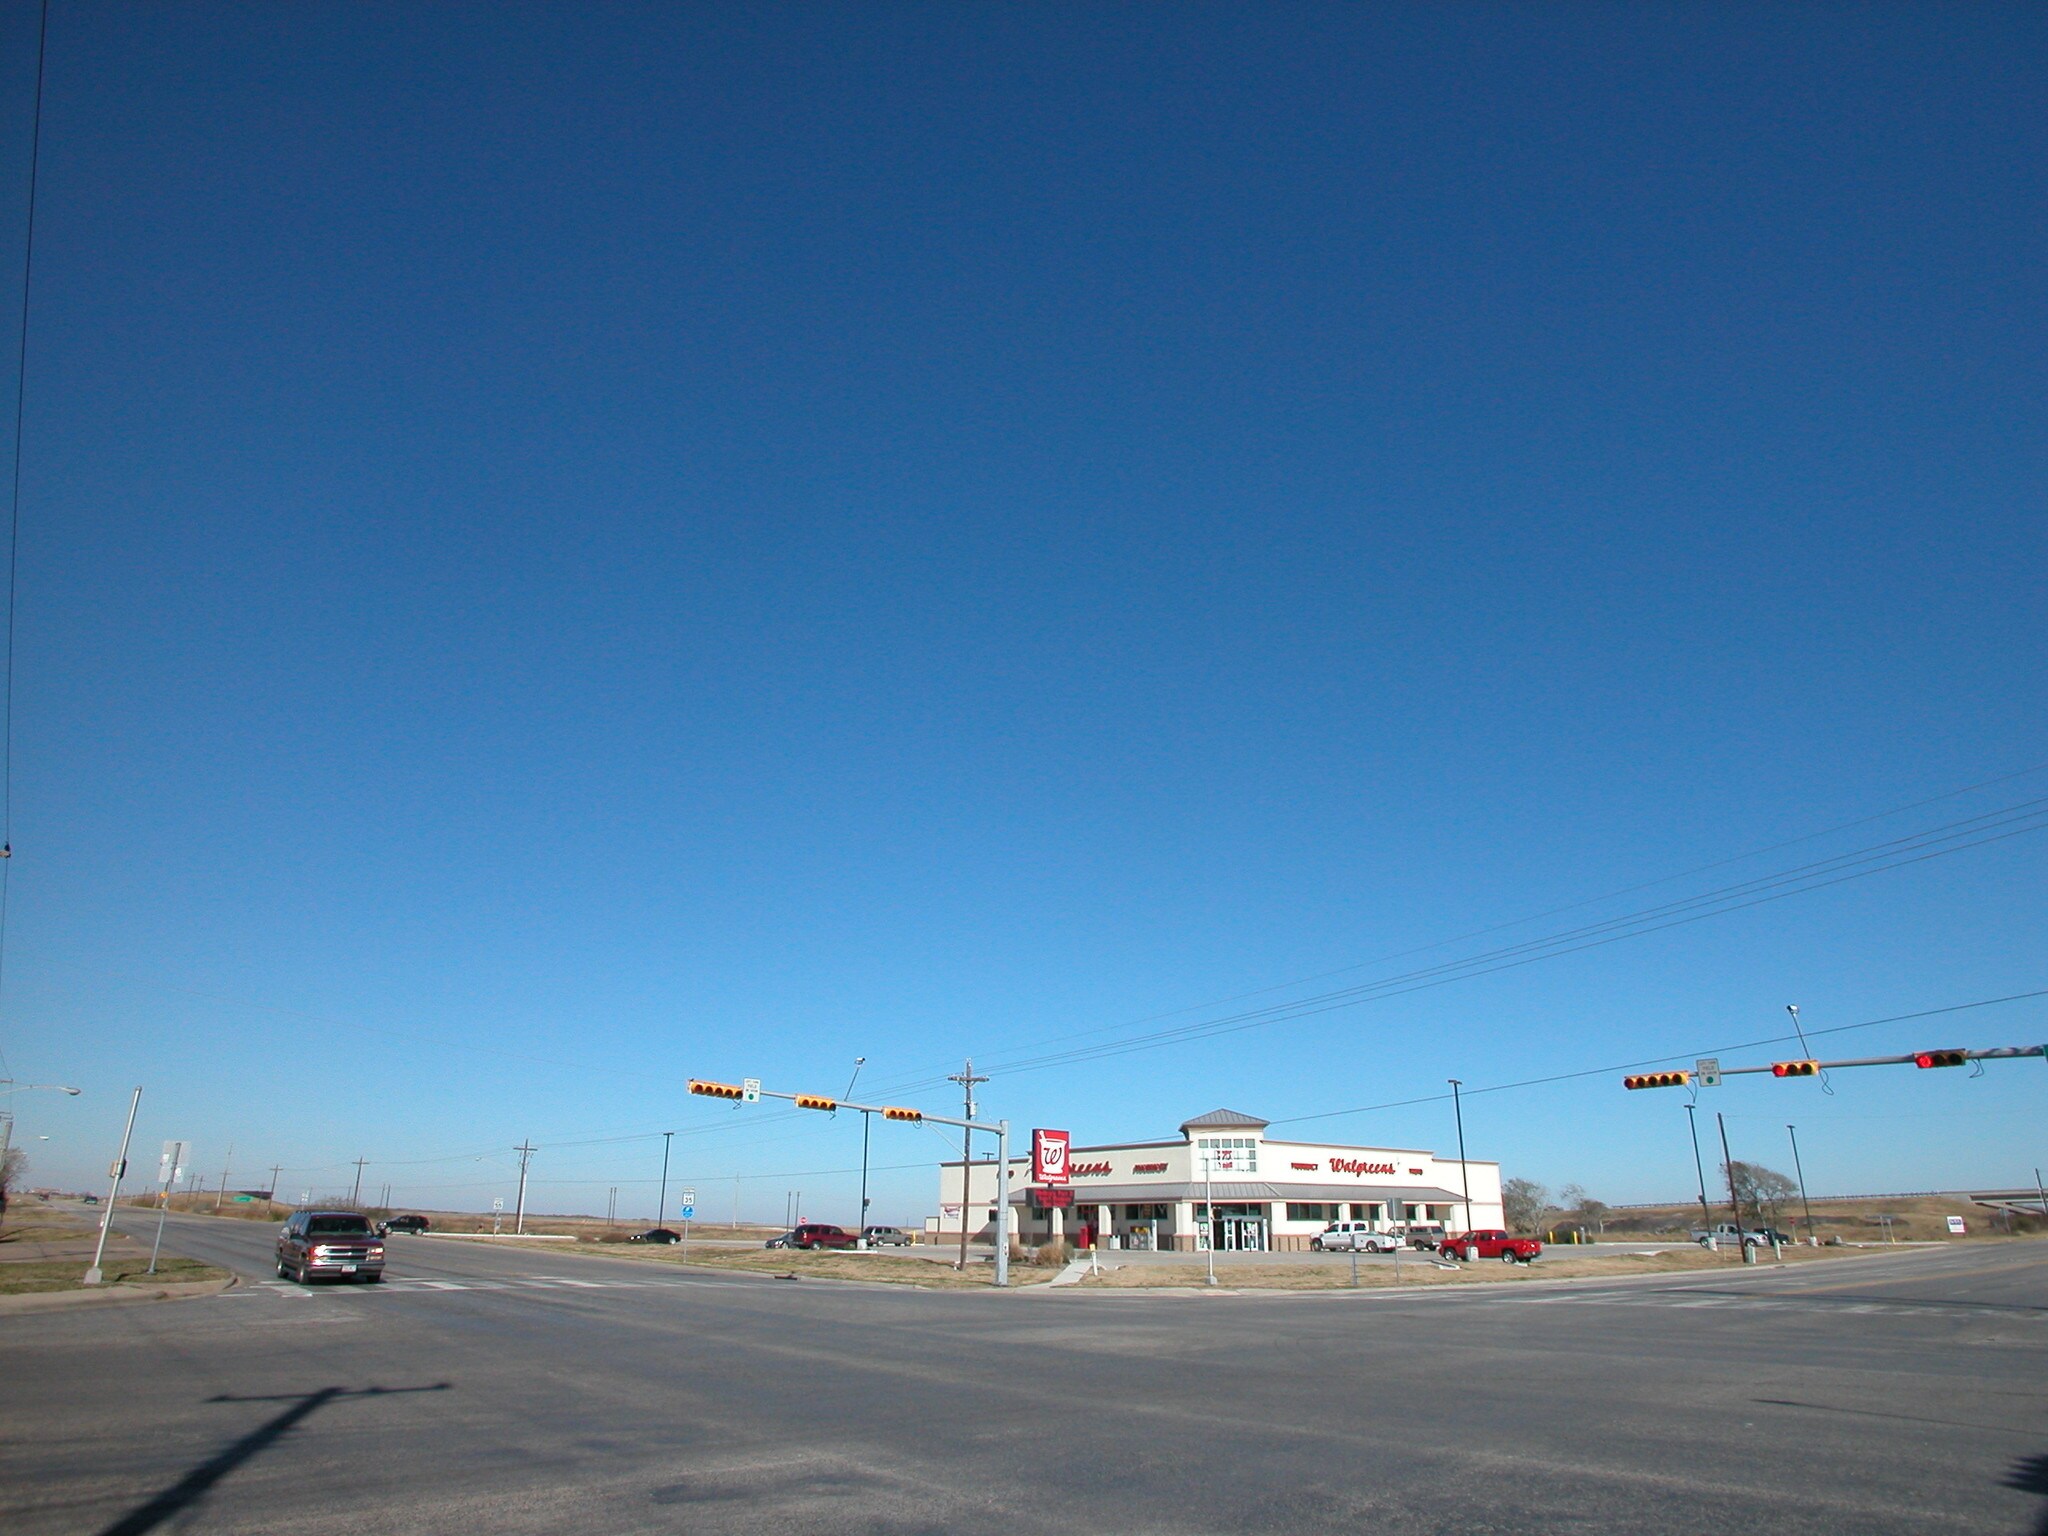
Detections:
[1265, 987, 2048, 1129]
[0, 0, 49, 1081]
[951, 799, 2048, 1081]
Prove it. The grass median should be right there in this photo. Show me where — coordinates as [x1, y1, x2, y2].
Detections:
[0, 1203, 233, 1295]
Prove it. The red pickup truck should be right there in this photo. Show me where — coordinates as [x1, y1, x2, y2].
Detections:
[1438, 1229, 1542, 1264]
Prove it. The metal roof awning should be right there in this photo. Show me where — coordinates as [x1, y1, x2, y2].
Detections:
[1011, 1182, 1467, 1206]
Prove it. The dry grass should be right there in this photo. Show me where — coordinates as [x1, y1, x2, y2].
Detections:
[1076, 1244, 1875, 1289]
[575, 1244, 1058, 1288]
[1594, 1192, 2040, 1243]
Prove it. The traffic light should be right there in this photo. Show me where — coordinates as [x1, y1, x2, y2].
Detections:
[1771, 1060, 1821, 1078]
[1914, 1049, 1967, 1069]
[689, 1079, 746, 1100]
[793, 1094, 837, 1111]
[882, 1105, 922, 1121]
[1623, 1071, 1691, 1090]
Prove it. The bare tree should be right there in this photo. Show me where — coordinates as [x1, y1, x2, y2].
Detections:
[0, 1146, 26, 1217]
[1724, 1161, 1797, 1226]
[1502, 1178, 1548, 1233]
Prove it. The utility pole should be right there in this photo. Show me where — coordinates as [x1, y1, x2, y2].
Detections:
[1448, 1078, 1473, 1236]
[657, 1131, 672, 1228]
[513, 1141, 536, 1234]
[268, 1164, 282, 1208]
[215, 1144, 235, 1212]
[1684, 1102, 1712, 1232]
[1787, 1125, 1816, 1245]
[950, 1058, 989, 1270]
[606, 1187, 617, 1230]
[349, 1157, 367, 1207]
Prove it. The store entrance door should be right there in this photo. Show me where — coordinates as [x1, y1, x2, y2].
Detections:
[1215, 1216, 1267, 1252]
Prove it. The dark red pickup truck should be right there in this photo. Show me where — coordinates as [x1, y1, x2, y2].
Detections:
[1438, 1229, 1542, 1264]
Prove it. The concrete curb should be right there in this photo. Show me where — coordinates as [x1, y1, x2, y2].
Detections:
[0, 1274, 239, 1316]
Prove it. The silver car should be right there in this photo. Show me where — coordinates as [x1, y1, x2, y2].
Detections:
[1310, 1220, 1400, 1253]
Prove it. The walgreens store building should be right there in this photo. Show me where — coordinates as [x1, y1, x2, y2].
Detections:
[933, 1108, 1501, 1253]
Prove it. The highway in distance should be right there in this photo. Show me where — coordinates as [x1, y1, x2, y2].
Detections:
[3, 1209, 2044, 1534]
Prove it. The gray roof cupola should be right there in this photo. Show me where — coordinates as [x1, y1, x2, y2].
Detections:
[1178, 1109, 1270, 1135]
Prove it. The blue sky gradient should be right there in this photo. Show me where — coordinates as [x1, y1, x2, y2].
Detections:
[2, 3, 2042, 1223]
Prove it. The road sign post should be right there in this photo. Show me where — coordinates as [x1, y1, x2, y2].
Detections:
[1696, 1058, 1722, 1088]
[148, 1139, 188, 1275]
[680, 1189, 696, 1256]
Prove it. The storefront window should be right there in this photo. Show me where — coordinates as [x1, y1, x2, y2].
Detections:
[1349, 1202, 1383, 1222]
[1286, 1203, 1338, 1222]
[1194, 1135, 1259, 1174]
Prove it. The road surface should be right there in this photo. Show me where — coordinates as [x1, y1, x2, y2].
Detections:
[3, 1208, 2042, 1534]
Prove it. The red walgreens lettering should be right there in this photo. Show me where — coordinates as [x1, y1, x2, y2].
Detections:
[1330, 1158, 1398, 1177]
[1290, 1162, 1320, 1171]
[1069, 1162, 1113, 1178]
[1132, 1162, 1168, 1174]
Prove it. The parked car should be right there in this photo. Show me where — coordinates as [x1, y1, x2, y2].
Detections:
[277, 1210, 386, 1284]
[786, 1223, 857, 1251]
[1690, 1222, 1778, 1249]
[377, 1214, 430, 1236]
[1398, 1222, 1446, 1250]
[861, 1225, 912, 1247]
[1438, 1229, 1543, 1264]
[631, 1227, 682, 1244]
[1311, 1221, 1401, 1253]
[764, 1231, 794, 1249]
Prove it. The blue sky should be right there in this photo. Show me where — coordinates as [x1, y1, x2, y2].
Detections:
[2, 4, 2042, 1224]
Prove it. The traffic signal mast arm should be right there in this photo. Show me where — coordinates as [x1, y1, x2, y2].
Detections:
[688, 1079, 995, 1133]
[1623, 1044, 2044, 1087]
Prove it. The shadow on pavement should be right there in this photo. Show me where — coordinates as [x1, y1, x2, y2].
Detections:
[2003, 1452, 2048, 1536]
[95, 1383, 451, 1536]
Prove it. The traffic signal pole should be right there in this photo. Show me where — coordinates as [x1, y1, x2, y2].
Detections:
[690, 1078, 1014, 1287]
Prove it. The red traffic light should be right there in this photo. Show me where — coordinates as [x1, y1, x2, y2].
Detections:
[688, 1079, 745, 1100]
[1913, 1049, 1967, 1069]
[1770, 1060, 1820, 1078]
[1623, 1071, 1691, 1090]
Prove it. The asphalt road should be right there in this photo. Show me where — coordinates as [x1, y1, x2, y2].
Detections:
[4, 1209, 2043, 1535]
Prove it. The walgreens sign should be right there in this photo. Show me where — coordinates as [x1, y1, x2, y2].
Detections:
[1032, 1128, 1071, 1185]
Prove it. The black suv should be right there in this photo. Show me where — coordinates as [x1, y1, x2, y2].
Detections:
[277, 1211, 386, 1283]
[378, 1214, 430, 1236]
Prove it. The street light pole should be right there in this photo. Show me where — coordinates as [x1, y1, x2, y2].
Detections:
[512, 1141, 536, 1235]
[1684, 1102, 1712, 1232]
[84, 1087, 142, 1286]
[1448, 1078, 1473, 1236]
[657, 1131, 672, 1228]
[1787, 1124, 1817, 1245]
[1203, 1151, 1217, 1288]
